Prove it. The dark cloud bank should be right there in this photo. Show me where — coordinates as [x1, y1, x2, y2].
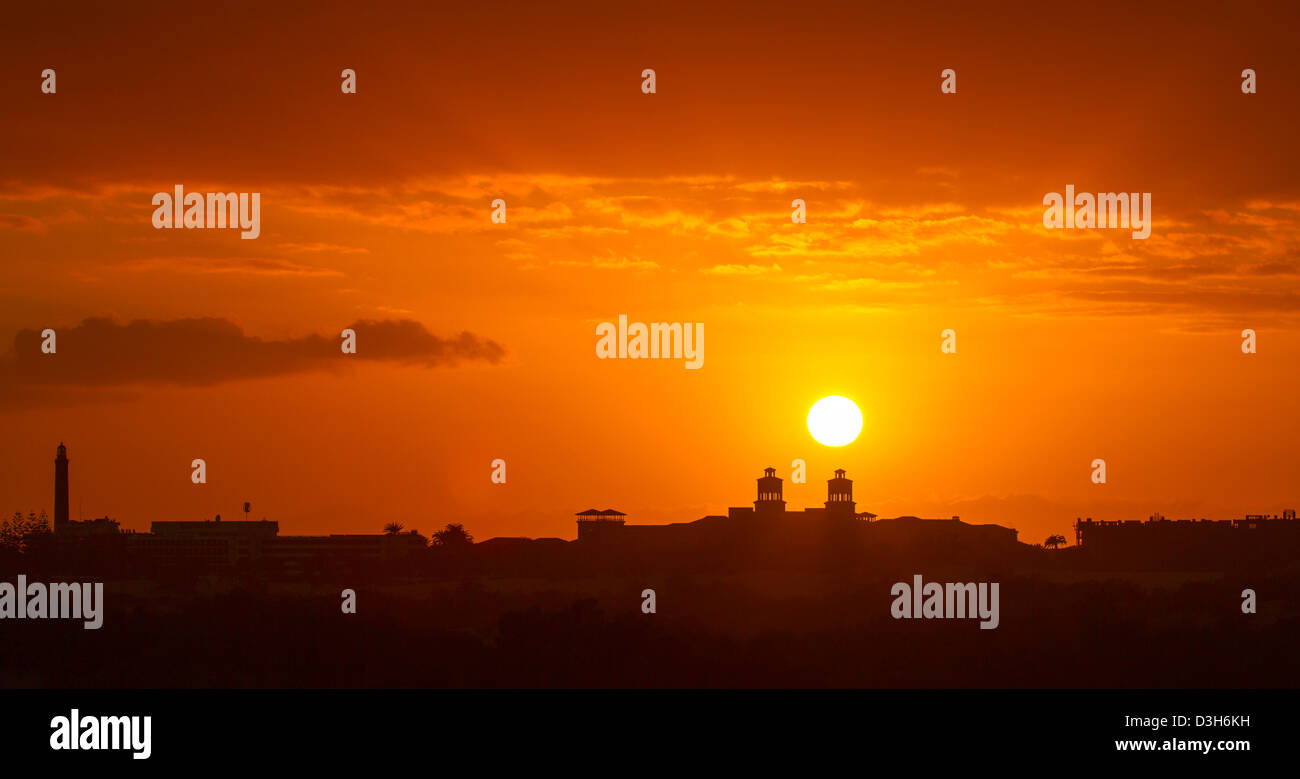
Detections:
[0, 317, 504, 408]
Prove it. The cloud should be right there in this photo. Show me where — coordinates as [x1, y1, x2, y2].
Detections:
[277, 242, 371, 255]
[701, 263, 782, 276]
[0, 213, 46, 232]
[0, 317, 504, 407]
[7, 174, 1300, 328]
[549, 253, 659, 271]
[113, 256, 346, 278]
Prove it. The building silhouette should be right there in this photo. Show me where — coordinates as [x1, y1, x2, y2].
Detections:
[39, 443, 424, 572]
[51, 442, 120, 537]
[53, 442, 68, 531]
[725, 466, 871, 521]
[824, 468, 855, 518]
[570, 467, 1021, 559]
[753, 467, 785, 516]
[1074, 510, 1299, 560]
[40, 443, 1295, 574]
[575, 509, 627, 541]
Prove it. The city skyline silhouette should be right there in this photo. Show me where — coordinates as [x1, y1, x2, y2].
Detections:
[4, 3, 1300, 548]
[3, 0, 1299, 700]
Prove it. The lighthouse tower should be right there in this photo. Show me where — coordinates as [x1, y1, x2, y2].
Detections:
[54, 442, 69, 532]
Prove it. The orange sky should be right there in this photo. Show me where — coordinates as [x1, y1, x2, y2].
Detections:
[2, 0, 1299, 544]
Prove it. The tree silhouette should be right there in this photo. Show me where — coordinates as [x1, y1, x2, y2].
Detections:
[1, 510, 51, 553]
[383, 522, 405, 535]
[0, 512, 22, 552]
[432, 523, 474, 547]
[1044, 534, 1067, 550]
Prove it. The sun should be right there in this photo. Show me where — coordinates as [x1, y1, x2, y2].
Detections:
[807, 396, 863, 447]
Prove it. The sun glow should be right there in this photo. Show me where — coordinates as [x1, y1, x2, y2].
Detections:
[807, 395, 863, 447]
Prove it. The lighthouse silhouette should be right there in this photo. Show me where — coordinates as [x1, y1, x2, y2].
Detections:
[54, 442, 69, 532]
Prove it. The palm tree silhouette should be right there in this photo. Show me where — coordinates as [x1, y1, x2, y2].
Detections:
[432, 523, 474, 547]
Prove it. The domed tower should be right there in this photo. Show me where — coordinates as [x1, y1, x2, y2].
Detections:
[825, 468, 856, 518]
[754, 466, 786, 517]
